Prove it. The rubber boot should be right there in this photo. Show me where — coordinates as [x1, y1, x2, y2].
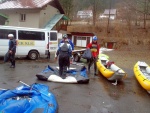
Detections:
[10, 60, 15, 68]
[62, 66, 67, 79]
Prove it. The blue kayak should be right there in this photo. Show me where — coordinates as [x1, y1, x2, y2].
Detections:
[36, 65, 89, 84]
[0, 83, 58, 113]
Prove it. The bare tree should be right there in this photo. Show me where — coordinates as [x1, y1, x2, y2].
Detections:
[59, 0, 74, 24]
[88, 0, 102, 26]
[122, 0, 150, 29]
[107, 0, 112, 33]
[116, 1, 136, 30]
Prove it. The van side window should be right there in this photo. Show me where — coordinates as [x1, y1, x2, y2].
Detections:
[0, 29, 16, 39]
[18, 30, 45, 40]
[50, 32, 57, 41]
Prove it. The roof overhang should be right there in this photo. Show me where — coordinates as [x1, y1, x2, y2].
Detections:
[44, 14, 64, 30]
[62, 15, 69, 20]
[71, 32, 95, 36]
[0, 13, 8, 19]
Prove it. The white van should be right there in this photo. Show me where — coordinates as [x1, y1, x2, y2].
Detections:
[0, 25, 58, 60]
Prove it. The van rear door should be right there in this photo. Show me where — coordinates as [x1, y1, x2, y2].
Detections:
[48, 31, 58, 52]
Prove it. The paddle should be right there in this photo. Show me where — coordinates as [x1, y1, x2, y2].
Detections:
[0, 88, 7, 90]
[71, 62, 84, 66]
[18, 81, 51, 98]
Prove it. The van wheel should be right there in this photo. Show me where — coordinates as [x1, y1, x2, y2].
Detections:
[74, 54, 80, 62]
[28, 51, 38, 60]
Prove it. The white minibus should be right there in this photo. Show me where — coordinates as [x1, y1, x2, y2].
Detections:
[0, 25, 58, 60]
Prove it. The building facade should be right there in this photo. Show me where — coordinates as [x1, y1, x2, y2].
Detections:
[70, 32, 95, 47]
[0, 0, 67, 31]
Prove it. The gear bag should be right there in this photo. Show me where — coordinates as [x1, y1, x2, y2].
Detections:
[82, 48, 92, 59]
[4, 51, 10, 62]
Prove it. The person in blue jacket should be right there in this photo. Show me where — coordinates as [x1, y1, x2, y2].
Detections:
[8, 34, 16, 68]
[55, 38, 72, 79]
[60, 34, 74, 50]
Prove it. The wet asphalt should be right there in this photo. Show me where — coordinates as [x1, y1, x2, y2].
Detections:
[0, 54, 150, 113]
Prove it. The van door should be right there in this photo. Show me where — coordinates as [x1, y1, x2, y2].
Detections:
[49, 31, 58, 53]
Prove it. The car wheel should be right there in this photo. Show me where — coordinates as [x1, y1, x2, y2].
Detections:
[28, 51, 38, 60]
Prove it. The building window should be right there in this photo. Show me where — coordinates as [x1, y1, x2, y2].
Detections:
[20, 14, 26, 22]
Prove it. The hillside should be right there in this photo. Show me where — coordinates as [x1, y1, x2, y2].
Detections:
[67, 20, 150, 50]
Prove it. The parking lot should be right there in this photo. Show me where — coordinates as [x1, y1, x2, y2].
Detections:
[0, 50, 150, 113]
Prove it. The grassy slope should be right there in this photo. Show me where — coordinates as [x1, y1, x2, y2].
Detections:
[67, 20, 150, 50]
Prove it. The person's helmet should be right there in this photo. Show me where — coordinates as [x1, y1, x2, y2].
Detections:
[8, 34, 14, 37]
[92, 36, 97, 41]
[63, 34, 68, 39]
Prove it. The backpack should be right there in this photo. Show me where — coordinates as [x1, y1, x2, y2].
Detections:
[82, 48, 92, 59]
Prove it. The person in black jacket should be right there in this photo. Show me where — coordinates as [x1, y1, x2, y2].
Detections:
[55, 38, 72, 79]
[59, 34, 74, 50]
[8, 34, 16, 68]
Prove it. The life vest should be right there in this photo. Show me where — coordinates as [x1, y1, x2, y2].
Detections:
[90, 43, 98, 52]
[59, 43, 70, 56]
[60, 43, 68, 51]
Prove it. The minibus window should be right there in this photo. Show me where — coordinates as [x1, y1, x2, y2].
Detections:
[0, 29, 16, 39]
[18, 30, 45, 40]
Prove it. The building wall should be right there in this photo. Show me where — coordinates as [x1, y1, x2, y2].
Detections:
[1, 9, 40, 28]
[39, 5, 60, 28]
[0, 5, 61, 28]
[72, 35, 92, 47]
[77, 10, 93, 19]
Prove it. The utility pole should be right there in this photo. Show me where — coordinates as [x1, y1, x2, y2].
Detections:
[107, 0, 112, 33]
[93, 0, 96, 26]
[144, 0, 147, 29]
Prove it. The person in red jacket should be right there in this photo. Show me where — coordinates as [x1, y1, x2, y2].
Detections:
[87, 36, 100, 75]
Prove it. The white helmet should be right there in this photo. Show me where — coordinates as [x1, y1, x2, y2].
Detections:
[8, 34, 14, 37]
[63, 34, 68, 39]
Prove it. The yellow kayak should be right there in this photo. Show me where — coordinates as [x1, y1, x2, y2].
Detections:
[97, 54, 127, 81]
[134, 61, 150, 93]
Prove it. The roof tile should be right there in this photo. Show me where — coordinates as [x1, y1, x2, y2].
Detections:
[0, 0, 53, 9]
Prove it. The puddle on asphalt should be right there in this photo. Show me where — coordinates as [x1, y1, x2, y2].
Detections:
[94, 72, 125, 100]
[87, 70, 126, 100]
[30, 65, 39, 68]
[95, 70, 150, 100]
